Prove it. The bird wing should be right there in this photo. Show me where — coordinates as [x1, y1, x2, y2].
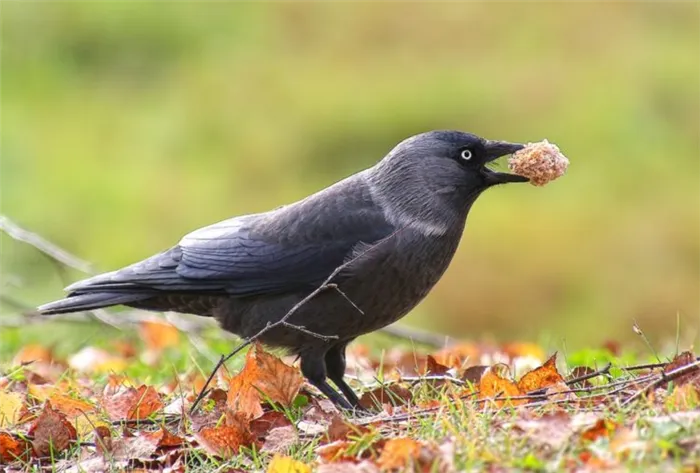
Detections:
[67, 176, 394, 297]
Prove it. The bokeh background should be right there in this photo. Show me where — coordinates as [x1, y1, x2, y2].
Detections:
[2, 2, 698, 351]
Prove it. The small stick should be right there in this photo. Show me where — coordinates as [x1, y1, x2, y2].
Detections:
[621, 359, 700, 407]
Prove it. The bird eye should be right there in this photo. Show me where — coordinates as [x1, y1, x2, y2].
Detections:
[460, 149, 473, 161]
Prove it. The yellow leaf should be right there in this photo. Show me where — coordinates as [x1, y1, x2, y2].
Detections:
[266, 454, 311, 473]
[0, 391, 24, 428]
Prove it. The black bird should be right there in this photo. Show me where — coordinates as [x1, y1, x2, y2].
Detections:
[39, 130, 528, 410]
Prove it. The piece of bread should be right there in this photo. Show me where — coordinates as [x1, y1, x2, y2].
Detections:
[508, 140, 569, 186]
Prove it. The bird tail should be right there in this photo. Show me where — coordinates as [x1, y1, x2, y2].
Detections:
[37, 292, 150, 315]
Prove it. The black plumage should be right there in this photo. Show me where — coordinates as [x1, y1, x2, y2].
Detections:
[38, 130, 528, 410]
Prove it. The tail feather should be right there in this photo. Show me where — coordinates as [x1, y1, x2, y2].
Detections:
[37, 292, 150, 315]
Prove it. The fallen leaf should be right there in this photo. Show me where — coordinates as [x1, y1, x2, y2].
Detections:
[359, 385, 412, 410]
[580, 418, 618, 443]
[191, 389, 228, 431]
[194, 423, 254, 459]
[141, 427, 185, 450]
[227, 344, 303, 418]
[511, 411, 573, 449]
[12, 344, 54, 366]
[48, 392, 96, 418]
[266, 454, 311, 473]
[316, 440, 361, 463]
[517, 353, 565, 393]
[29, 401, 78, 457]
[376, 437, 438, 471]
[102, 385, 163, 421]
[502, 342, 545, 362]
[250, 411, 292, 440]
[0, 432, 32, 463]
[0, 392, 25, 428]
[478, 364, 523, 407]
[425, 355, 450, 376]
[261, 426, 298, 454]
[461, 365, 489, 386]
[326, 415, 372, 442]
[663, 351, 699, 388]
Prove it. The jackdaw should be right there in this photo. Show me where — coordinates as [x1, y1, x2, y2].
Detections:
[38, 130, 529, 410]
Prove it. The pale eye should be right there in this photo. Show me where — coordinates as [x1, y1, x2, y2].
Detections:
[460, 149, 473, 161]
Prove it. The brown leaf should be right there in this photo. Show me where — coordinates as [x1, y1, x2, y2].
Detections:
[261, 426, 298, 454]
[191, 388, 228, 431]
[325, 415, 371, 443]
[511, 411, 573, 449]
[567, 366, 596, 387]
[359, 385, 412, 410]
[103, 385, 163, 421]
[376, 437, 438, 471]
[478, 364, 523, 407]
[28, 401, 77, 457]
[250, 411, 292, 440]
[0, 432, 32, 464]
[425, 355, 450, 376]
[317, 462, 380, 473]
[141, 427, 185, 450]
[663, 351, 699, 387]
[517, 353, 566, 393]
[194, 423, 254, 459]
[227, 344, 303, 418]
[316, 440, 361, 463]
[461, 365, 489, 386]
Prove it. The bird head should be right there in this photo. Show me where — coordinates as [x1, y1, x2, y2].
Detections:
[368, 130, 529, 234]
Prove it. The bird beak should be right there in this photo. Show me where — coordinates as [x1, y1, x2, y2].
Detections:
[481, 140, 529, 185]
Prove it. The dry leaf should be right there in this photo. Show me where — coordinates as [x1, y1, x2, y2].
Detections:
[325, 415, 371, 443]
[194, 423, 254, 459]
[432, 343, 480, 369]
[0, 392, 25, 428]
[227, 344, 303, 418]
[580, 418, 618, 443]
[261, 426, 298, 454]
[0, 432, 32, 464]
[47, 393, 95, 418]
[250, 411, 292, 440]
[103, 385, 163, 421]
[266, 454, 311, 473]
[29, 401, 78, 457]
[478, 364, 523, 407]
[663, 351, 699, 388]
[376, 437, 439, 472]
[517, 353, 565, 393]
[317, 462, 380, 473]
[316, 440, 360, 463]
[139, 320, 180, 351]
[359, 385, 412, 410]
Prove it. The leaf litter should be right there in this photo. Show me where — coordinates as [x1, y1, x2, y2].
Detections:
[1, 324, 700, 471]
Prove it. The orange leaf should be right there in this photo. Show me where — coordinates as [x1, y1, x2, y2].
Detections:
[194, 423, 254, 458]
[359, 385, 412, 410]
[0, 432, 31, 464]
[103, 385, 163, 421]
[47, 393, 95, 418]
[141, 427, 185, 449]
[517, 353, 565, 393]
[581, 419, 618, 443]
[12, 344, 54, 366]
[227, 344, 303, 418]
[478, 364, 523, 407]
[376, 438, 437, 471]
[316, 440, 358, 462]
[28, 401, 77, 457]
[432, 343, 480, 369]
[139, 320, 180, 352]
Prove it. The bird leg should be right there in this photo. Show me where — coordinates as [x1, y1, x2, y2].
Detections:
[300, 353, 354, 411]
[325, 343, 362, 408]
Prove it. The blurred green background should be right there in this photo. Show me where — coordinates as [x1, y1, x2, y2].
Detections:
[1, 2, 698, 349]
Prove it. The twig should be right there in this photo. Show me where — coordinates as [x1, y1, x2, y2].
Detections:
[565, 362, 612, 386]
[0, 215, 94, 274]
[621, 359, 700, 407]
[189, 229, 406, 414]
